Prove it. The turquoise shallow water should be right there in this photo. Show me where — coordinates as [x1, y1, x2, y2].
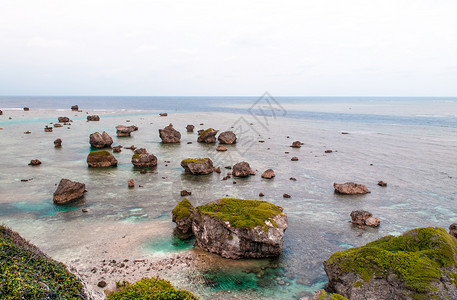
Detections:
[1, 98, 457, 299]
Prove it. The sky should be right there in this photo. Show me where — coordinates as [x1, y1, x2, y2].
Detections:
[0, 0, 456, 96]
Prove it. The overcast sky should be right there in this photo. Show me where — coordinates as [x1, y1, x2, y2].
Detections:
[0, 0, 456, 96]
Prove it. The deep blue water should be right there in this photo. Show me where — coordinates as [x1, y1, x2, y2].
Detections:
[1, 96, 457, 127]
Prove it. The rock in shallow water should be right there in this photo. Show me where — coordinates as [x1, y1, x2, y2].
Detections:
[333, 182, 370, 195]
[131, 151, 157, 168]
[218, 131, 237, 144]
[87, 150, 117, 167]
[232, 161, 255, 177]
[181, 158, 214, 175]
[197, 128, 218, 143]
[159, 123, 181, 143]
[89, 131, 113, 148]
[53, 178, 86, 204]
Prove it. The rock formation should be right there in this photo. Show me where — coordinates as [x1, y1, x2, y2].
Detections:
[197, 128, 218, 143]
[350, 210, 372, 226]
[87, 150, 118, 167]
[87, 115, 100, 121]
[232, 162, 255, 177]
[186, 125, 194, 132]
[218, 131, 237, 144]
[324, 227, 457, 299]
[0, 110, 2, 115]
[159, 124, 181, 143]
[261, 169, 275, 179]
[54, 138, 62, 147]
[113, 145, 122, 152]
[116, 125, 136, 137]
[172, 198, 194, 234]
[53, 178, 86, 204]
[131, 151, 157, 168]
[181, 158, 214, 175]
[58, 116, 69, 123]
[89, 131, 113, 148]
[333, 182, 370, 195]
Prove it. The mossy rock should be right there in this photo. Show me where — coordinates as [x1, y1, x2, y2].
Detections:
[314, 290, 349, 300]
[324, 227, 457, 299]
[89, 150, 111, 156]
[181, 158, 208, 164]
[198, 128, 217, 136]
[197, 198, 283, 229]
[0, 225, 84, 299]
[172, 198, 194, 221]
[107, 277, 198, 300]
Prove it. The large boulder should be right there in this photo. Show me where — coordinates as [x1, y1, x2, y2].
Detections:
[87, 150, 118, 167]
[58, 116, 69, 123]
[181, 158, 214, 175]
[191, 198, 288, 259]
[53, 178, 86, 204]
[323, 227, 457, 300]
[131, 151, 157, 168]
[218, 131, 237, 144]
[333, 182, 370, 195]
[159, 123, 181, 143]
[116, 125, 135, 137]
[89, 131, 113, 148]
[172, 198, 194, 234]
[87, 115, 100, 121]
[232, 161, 255, 177]
[197, 128, 218, 143]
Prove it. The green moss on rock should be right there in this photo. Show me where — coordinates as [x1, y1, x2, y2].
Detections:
[89, 150, 111, 156]
[314, 290, 348, 300]
[181, 158, 208, 164]
[132, 153, 141, 159]
[198, 128, 217, 136]
[172, 199, 194, 221]
[107, 277, 198, 300]
[325, 227, 457, 294]
[0, 225, 84, 299]
[197, 198, 283, 229]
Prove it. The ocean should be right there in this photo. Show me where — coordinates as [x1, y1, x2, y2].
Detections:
[1, 96, 457, 299]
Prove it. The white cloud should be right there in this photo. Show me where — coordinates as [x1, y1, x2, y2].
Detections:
[27, 37, 72, 48]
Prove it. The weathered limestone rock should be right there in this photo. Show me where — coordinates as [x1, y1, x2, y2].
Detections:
[87, 115, 100, 121]
[191, 198, 288, 259]
[53, 178, 86, 204]
[87, 151, 118, 167]
[89, 132, 113, 148]
[350, 211, 372, 226]
[365, 217, 380, 227]
[186, 125, 194, 132]
[218, 131, 237, 144]
[197, 128, 218, 143]
[181, 158, 214, 175]
[324, 227, 457, 300]
[58, 117, 69, 123]
[261, 169, 275, 179]
[23, 107, 29, 111]
[159, 124, 181, 143]
[232, 162, 255, 177]
[54, 138, 62, 147]
[131, 151, 158, 168]
[116, 125, 135, 137]
[172, 198, 194, 234]
[334, 182, 370, 195]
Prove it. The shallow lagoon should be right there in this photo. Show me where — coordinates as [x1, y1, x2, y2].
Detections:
[1, 105, 457, 299]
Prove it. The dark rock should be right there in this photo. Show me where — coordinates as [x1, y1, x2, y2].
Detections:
[197, 129, 204, 135]
[181, 158, 214, 175]
[28, 159, 41, 166]
[71, 105, 79, 111]
[24, 131, 31, 134]
[334, 182, 370, 195]
[134, 148, 147, 154]
[97, 281, 106, 288]
[214, 166, 221, 174]
[232, 162, 255, 177]
[44, 126, 53, 132]
[89, 132, 113, 148]
[125, 145, 136, 150]
[132, 151, 158, 168]
[325, 149, 333, 153]
[191, 198, 288, 259]
[291, 157, 298, 161]
[128, 179, 134, 188]
[449, 223, 457, 239]
[87, 115, 100, 121]
[159, 113, 168, 116]
[291, 141, 301, 148]
[350, 211, 372, 226]
[23, 107, 29, 111]
[159, 123, 181, 143]
[53, 178, 85, 204]
[216, 145, 227, 151]
[181, 190, 191, 197]
[82, 209, 89, 213]
[341, 132, 349, 134]
[54, 123, 63, 128]
[324, 227, 456, 299]
[115, 125, 135, 137]
[87, 151, 118, 167]
[0, 110, 2, 115]
[58, 117, 69, 123]
[172, 198, 194, 235]
[186, 124, 194, 132]
[289, 177, 296, 181]
[218, 131, 237, 144]
[140, 169, 147, 174]
[261, 169, 275, 179]
[197, 128, 218, 143]
[113, 145, 122, 153]
[187, 142, 192, 144]
[378, 181, 387, 187]
[259, 192, 264, 197]
[283, 194, 291, 198]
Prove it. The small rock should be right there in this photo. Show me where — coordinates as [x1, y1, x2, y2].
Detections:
[90, 132, 113, 148]
[159, 123, 181, 143]
[198, 128, 218, 143]
[44, 126, 53, 132]
[187, 142, 192, 144]
[54, 138, 62, 147]
[334, 182, 370, 195]
[97, 281, 106, 288]
[82, 209, 88, 213]
[186, 124, 194, 132]
[378, 181, 387, 187]
[449, 223, 457, 239]
[350, 210, 372, 226]
[325, 150, 333, 153]
[71, 105, 79, 111]
[140, 169, 147, 174]
[341, 132, 349, 134]
[289, 177, 296, 181]
[365, 217, 380, 227]
[291, 157, 298, 161]
[291, 141, 301, 148]
[128, 179, 134, 188]
[181, 190, 191, 197]
[159, 113, 168, 116]
[218, 131, 237, 144]
[283, 193, 291, 198]
[58, 116, 69, 123]
[216, 145, 227, 151]
[214, 166, 221, 173]
[261, 169, 275, 179]
[232, 162, 255, 177]
[116, 125, 136, 137]
[28, 159, 41, 166]
[113, 145, 122, 153]
[87, 115, 100, 121]
[54, 123, 63, 128]
[259, 192, 264, 197]
[24, 131, 31, 134]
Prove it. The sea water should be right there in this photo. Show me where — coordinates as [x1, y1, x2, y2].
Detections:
[1, 96, 457, 299]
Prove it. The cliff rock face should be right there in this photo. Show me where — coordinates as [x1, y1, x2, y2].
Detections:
[159, 123, 181, 143]
[87, 151, 118, 167]
[191, 198, 288, 259]
[53, 178, 86, 204]
[181, 158, 214, 175]
[89, 132, 113, 148]
[324, 227, 457, 300]
[197, 128, 218, 143]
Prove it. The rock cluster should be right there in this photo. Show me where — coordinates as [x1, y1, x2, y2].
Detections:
[197, 128, 218, 143]
[181, 158, 214, 175]
[159, 124, 181, 143]
[172, 198, 288, 259]
[87, 115, 100, 121]
[350, 211, 380, 227]
[232, 162, 255, 177]
[90, 132, 113, 148]
[53, 178, 86, 204]
[87, 151, 118, 167]
[333, 182, 370, 195]
[218, 131, 237, 144]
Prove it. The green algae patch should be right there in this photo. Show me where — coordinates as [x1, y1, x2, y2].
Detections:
[314, 290, 348, 300]
[132, 153, 142, 159]
[107, 277, 198, 300]
[198, 128, 217, 136]
[89, 150, 111, 156]
[325, 227, 457, 294]
[181, 158, 208, 164]
[0, 225, 84, 299]
[172, 198, 194, 221]
[197, 198, 282, 229]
